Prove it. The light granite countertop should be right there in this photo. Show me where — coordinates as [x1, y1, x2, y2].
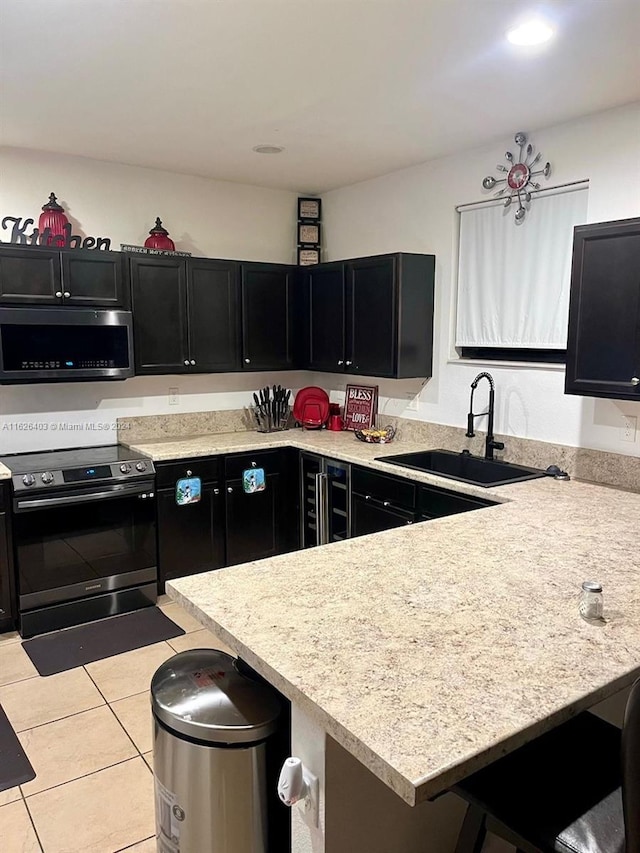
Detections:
[0, 463, 11, 480]
[132, 429, 640, 805]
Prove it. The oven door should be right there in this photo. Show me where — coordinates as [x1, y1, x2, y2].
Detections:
[12, 480, 157, 611]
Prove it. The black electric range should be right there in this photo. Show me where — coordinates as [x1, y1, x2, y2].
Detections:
[1, 445, 157, 637]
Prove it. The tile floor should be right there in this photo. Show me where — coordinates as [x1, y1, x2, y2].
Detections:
[0, 597, 232, 853]
[0, 600, 514, 853]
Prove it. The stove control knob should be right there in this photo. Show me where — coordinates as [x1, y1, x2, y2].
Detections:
[135, 461, 147, 472]
[22, 474, 35, 487]
[41, 472, 54, 484]
[120, 463, 132, 474]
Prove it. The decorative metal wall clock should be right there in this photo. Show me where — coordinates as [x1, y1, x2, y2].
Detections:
[482, 132, 551, 222]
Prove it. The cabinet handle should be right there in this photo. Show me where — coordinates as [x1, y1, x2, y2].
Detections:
[244, 358, 251, 364]
[214, 488, 220, 495]
[337, 360, 344, 366]
[345, 360, 353, 366]
[251, 461, 257, 467]
[227, 486, 233, 493]
[365, 494, 371, 500]
[632, 377, 640, 386]
[406, 520, 413, 525]
[55, 291, 63, 298]
[186, 470, 192, 477]
[190, 359, 196, 366]
[63, 291, 71, 298]
[383, 500, 391, 507]
[184, 359, 190, 366]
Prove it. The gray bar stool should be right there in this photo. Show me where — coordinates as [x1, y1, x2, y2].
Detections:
[453, 677, 640, 853]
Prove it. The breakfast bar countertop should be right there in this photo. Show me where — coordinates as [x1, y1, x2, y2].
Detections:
[142, 429, 640, 806]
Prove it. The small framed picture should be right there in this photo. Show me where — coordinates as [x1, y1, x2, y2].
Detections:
[298, 247, 321, 266]
[297, 222, 321, 245]
[298, 197, 322, 221]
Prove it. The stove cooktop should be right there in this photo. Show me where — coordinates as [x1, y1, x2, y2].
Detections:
[0, 445, 154, 492]
[0, 445, 149, 474]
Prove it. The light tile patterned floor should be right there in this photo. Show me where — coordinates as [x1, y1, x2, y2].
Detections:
[0, 598, 232, 853]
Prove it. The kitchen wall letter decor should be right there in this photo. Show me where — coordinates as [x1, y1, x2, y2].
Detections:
[1, 192, 112, 249]
[482, 132, 551, 222]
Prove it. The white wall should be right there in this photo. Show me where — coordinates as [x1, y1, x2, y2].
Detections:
[320, 102, 640, 457]
[0, 147, 301, 453]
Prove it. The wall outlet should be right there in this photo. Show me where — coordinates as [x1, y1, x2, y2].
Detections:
[168, 387, 179, 406]
[621, 415, 637, 442]
[405, 393, 419, 412]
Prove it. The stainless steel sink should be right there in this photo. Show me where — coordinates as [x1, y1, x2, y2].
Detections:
[375, 449, 546, 488]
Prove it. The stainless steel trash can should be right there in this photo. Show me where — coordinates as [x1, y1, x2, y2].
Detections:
[151, 649, 281, 853]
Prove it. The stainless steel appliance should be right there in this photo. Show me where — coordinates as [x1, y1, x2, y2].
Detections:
[300, 453, 351, 547]
[0, 308, 134, 383]
[1, 445, 157, 637]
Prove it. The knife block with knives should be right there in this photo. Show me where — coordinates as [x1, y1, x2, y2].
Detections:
[252, 385, 292, 432]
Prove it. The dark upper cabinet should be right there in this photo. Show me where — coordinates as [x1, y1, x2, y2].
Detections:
[131, 256, 189, 374]
[305, 262, 346, 372]
[187, 259, 240, 373]
[241, 263, 295, 370]
[302, 252, 435, 379]
[61, 250, 127, 307]
[0, 245, 127, 307]
[565, 218, 640, 400]
[131, 256, 239, 375]
[0, 246, 62, 305]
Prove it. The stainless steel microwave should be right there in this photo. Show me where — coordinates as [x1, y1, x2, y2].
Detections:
[0, 308, 134, 383]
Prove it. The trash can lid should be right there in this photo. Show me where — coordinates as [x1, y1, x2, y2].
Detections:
[151, 650, 281, 744]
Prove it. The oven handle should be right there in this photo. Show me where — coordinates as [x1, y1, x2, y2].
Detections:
[14, 481, 156, 512]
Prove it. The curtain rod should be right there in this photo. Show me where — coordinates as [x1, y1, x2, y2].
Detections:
[456, 179, 589, 213]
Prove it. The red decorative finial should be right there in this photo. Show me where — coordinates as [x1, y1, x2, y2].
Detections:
[38, 192, 69, 246]
[144, 217, 175, 251]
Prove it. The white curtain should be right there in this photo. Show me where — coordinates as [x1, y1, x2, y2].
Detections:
[456, 186, 589, 348]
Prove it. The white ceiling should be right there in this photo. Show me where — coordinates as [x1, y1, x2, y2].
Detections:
[1, 0, 639, 192]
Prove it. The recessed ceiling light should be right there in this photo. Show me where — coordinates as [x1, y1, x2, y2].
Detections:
[252, 145, 285, 154]
[506, 19, 554, 46]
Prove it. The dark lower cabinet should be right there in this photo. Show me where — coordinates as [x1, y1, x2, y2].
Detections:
[224, 449, 298, 566]
[351, 466, 417, 537]
[0, 484, 15, 632]
[156, 458, 225, 592]
[565, 217, 640, 400]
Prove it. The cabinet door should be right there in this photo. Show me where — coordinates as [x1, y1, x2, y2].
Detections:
[351, 493, 414, 538]
[0, 510, 15, 632]
[157, 483, 225, 592]
[241, 264, 294, 370]
[566, 219, 640, 400]
[305, 262, 346, 372]
[347, 256, 397, 377]
[61, 250, 127, 307]
[0, 247, 62, 305]
[225, 473, 281, 566]
[187, 259, 240, 372]
[130, 257, 189, 374]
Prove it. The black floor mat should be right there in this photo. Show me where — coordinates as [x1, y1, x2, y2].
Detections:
[22, 607, 185, 676]
[0, 704, 35, 792]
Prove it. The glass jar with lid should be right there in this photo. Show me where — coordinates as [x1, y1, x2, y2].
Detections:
[579, 581, 604, 621]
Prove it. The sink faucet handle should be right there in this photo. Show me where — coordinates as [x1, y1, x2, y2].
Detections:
[489, 439, 505, 452]
[466, 413, 476, 438]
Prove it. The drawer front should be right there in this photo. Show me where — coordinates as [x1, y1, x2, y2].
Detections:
[352, 467, 415, 510]
[224, 450, 282, 480]
[419, 484, 494, 519]
[156, 456, 220, 489]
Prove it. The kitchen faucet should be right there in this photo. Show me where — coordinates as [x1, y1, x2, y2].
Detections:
[465, 372, 505, 460]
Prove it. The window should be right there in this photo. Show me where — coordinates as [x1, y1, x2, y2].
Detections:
[455, 184, 589, 362]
